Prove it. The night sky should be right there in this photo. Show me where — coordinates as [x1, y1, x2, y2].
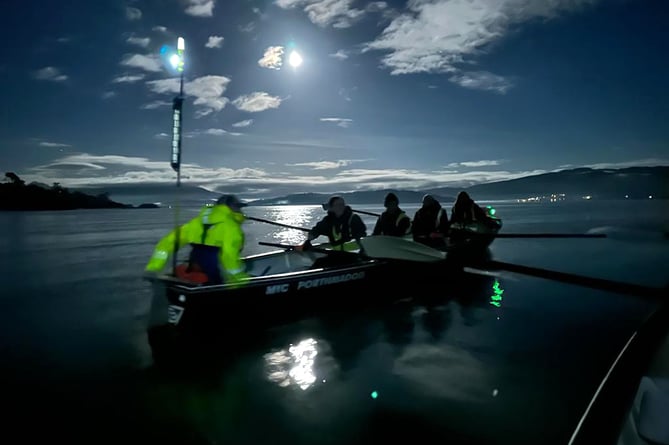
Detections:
[2, 0, 667, 197]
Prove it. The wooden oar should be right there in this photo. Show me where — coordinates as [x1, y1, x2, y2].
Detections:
[258, 241, 360, 257]
[246, 216, 311, 232]
[479, 233, 606, 239]
[484, 260, 665, 299]
[359, 236, 666, 299]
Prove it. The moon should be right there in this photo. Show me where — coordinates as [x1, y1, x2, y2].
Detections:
[288, 50, 303, 68]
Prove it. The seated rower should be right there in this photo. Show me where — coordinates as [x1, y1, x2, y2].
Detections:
[372, 192, 412, 237]
[412, 194, 449, 249]
[450, 191, 492, 226]
[297, 195, 367, 252]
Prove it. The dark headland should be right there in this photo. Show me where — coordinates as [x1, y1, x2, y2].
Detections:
[0, 172, 158, 211]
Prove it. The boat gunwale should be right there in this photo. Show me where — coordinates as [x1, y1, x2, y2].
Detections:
[157, 256, 388, 294]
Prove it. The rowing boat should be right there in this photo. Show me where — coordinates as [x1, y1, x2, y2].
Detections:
[144, 233, 495, 354]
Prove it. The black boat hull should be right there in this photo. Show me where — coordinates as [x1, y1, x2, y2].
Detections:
[145, 230, 498, 360]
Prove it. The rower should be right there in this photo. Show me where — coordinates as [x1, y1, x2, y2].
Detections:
[372, 192, 411, 237]
[450, 191, 490, 225]
[412, 194, 449, 248]
[297, 195, 367, 252]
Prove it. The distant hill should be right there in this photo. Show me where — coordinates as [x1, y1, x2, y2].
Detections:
[75, 183, 220, 207]
[1, 172, 136, 210]
[249, 189, 455, 206]
[248, 167, 667, 205]
[451, 166, 668, 199]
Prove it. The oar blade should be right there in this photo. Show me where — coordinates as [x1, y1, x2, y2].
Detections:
[359, 236, 447, 262]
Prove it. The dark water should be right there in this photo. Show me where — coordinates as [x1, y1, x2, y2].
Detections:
[0, 200, 667, 444]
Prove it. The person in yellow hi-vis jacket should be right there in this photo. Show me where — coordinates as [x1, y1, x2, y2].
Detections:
[145, 195, 250, 286]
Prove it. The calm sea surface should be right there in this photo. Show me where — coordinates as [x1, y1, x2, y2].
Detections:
[0, 200, 667, 444]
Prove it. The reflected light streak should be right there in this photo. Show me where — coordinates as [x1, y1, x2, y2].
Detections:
[269, 206, 316, 244]
[264, 338, 318, 390]
[273, 228, 305, 245]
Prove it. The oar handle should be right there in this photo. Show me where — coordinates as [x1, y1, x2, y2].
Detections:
[246, 216, 311, 232]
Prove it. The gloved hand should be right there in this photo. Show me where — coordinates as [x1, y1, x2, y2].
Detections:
[295, 241, 312, 252]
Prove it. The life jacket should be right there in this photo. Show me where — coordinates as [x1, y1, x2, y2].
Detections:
[376, 209, 411, 236]
[186, 205, 245, 284]
[330, 210, 356, 250]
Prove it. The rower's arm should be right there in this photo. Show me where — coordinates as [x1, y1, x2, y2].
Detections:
[398, 213, 411, 235]
[351, 214, 367, 238]
[307, 218, 329, 241]
[219, 222, 246, 282]
[372, 215, 382, 236]
[145, 219, 200, 272]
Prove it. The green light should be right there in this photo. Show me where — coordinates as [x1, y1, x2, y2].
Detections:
[370, 391, 378, 399]
[489, 279, 504, 307]
[487, 205, 496, 216]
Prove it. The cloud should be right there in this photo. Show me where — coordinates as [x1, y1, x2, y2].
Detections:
[232, 92, 282, 112]
[338, 87, 354, 101]
[367, 1, 387, 12]
[185, 128, 243, 137]
[146, 75, 231, 117]
[320, 117, 352, 128]
[446, 160, 503, 168]
[232, 119, 254, 128]
[563, 158, 669, 169]
[275, 0, 366, 28]
[364, 0, 597, 77]
[154, 133, 170, 139]
[185, 0, 215, 17]
[120, 54, 162, 72]
[449, 71, 512, 94]
[329, 49, 348, 60]
[239, 21, 256, 33]
[141, 100, 172, 110]
[205, 35, 224, 48]
[126, 7, 142, 20]
[203, 128, 227, 136]
[33, 66, 68, 82]
[112, 74, 145, 83]
[22, 152, 549, 193]
[288, 159, 361, 170]
[57, 37, 71, 43]
[39, 141, 71, 148]
[24, 153, 271, 187]
[126, 36, 150, 48]
[258, 46, 284, 70]
[152, 26, 168, 33]
[101, 91, 116, 99]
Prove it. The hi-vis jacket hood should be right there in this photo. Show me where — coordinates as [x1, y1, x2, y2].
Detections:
[199, 203, 246, 227]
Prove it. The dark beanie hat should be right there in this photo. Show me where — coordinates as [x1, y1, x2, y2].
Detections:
[384, 192, 399, 204]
